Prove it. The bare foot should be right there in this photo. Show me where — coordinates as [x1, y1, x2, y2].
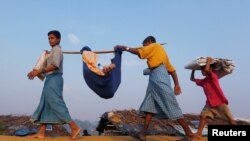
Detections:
[193, 133, 202, 140]
[131, 132, 146, 141]
[177, 134, 202, 141]
[138, 133, 146, 141]
[176, 136, 192, 141]
[71, 128, 81, 140]
[27, 133, 45, 139]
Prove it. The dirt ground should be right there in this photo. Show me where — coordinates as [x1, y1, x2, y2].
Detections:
[0, 135, 208, 141]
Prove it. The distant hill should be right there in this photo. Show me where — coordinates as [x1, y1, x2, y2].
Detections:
[0, 115, 68, 136]
[96, 109, 250, 136]
[1, 111, 249, 137]
[0, 115, 98, 136]
[0, 115, 99, 136]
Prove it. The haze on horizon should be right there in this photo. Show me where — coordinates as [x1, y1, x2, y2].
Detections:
[0, 0, 250, 121]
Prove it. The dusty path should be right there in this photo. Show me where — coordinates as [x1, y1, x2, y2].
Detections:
[0, 135, 208, 141]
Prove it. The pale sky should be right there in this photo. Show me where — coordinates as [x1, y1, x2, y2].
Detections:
[0, 0, 249, 121]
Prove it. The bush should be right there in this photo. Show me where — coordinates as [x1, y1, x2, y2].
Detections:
[0, 122, 5, 134]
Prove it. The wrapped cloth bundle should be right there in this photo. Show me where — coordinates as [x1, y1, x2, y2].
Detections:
[185, 57, 235, 78]
[33, 50, 49, 81]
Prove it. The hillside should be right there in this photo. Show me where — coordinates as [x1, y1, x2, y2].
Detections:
[0, 109, 249, 138]
[0, 135, 207, 141]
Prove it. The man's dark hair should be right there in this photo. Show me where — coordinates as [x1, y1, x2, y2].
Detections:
[143, 36, 156, 44]
[48, 30, 61, 39]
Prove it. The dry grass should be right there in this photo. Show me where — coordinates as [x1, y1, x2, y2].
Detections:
[0, 135, 208, 141]
[0, 115, 68, 136]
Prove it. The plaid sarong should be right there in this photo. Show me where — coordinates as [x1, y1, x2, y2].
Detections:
[139, 65, 183, 119]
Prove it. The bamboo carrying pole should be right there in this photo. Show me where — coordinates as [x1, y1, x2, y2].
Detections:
[63, 43, 167, 54]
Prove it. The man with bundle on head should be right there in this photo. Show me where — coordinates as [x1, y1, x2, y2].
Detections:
[190, 57, 237, 139]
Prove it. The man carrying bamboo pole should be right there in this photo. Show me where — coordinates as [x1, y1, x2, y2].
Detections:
[117, 36, 199, 141]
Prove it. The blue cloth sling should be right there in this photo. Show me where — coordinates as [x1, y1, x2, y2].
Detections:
[80, 46, 122, 99]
